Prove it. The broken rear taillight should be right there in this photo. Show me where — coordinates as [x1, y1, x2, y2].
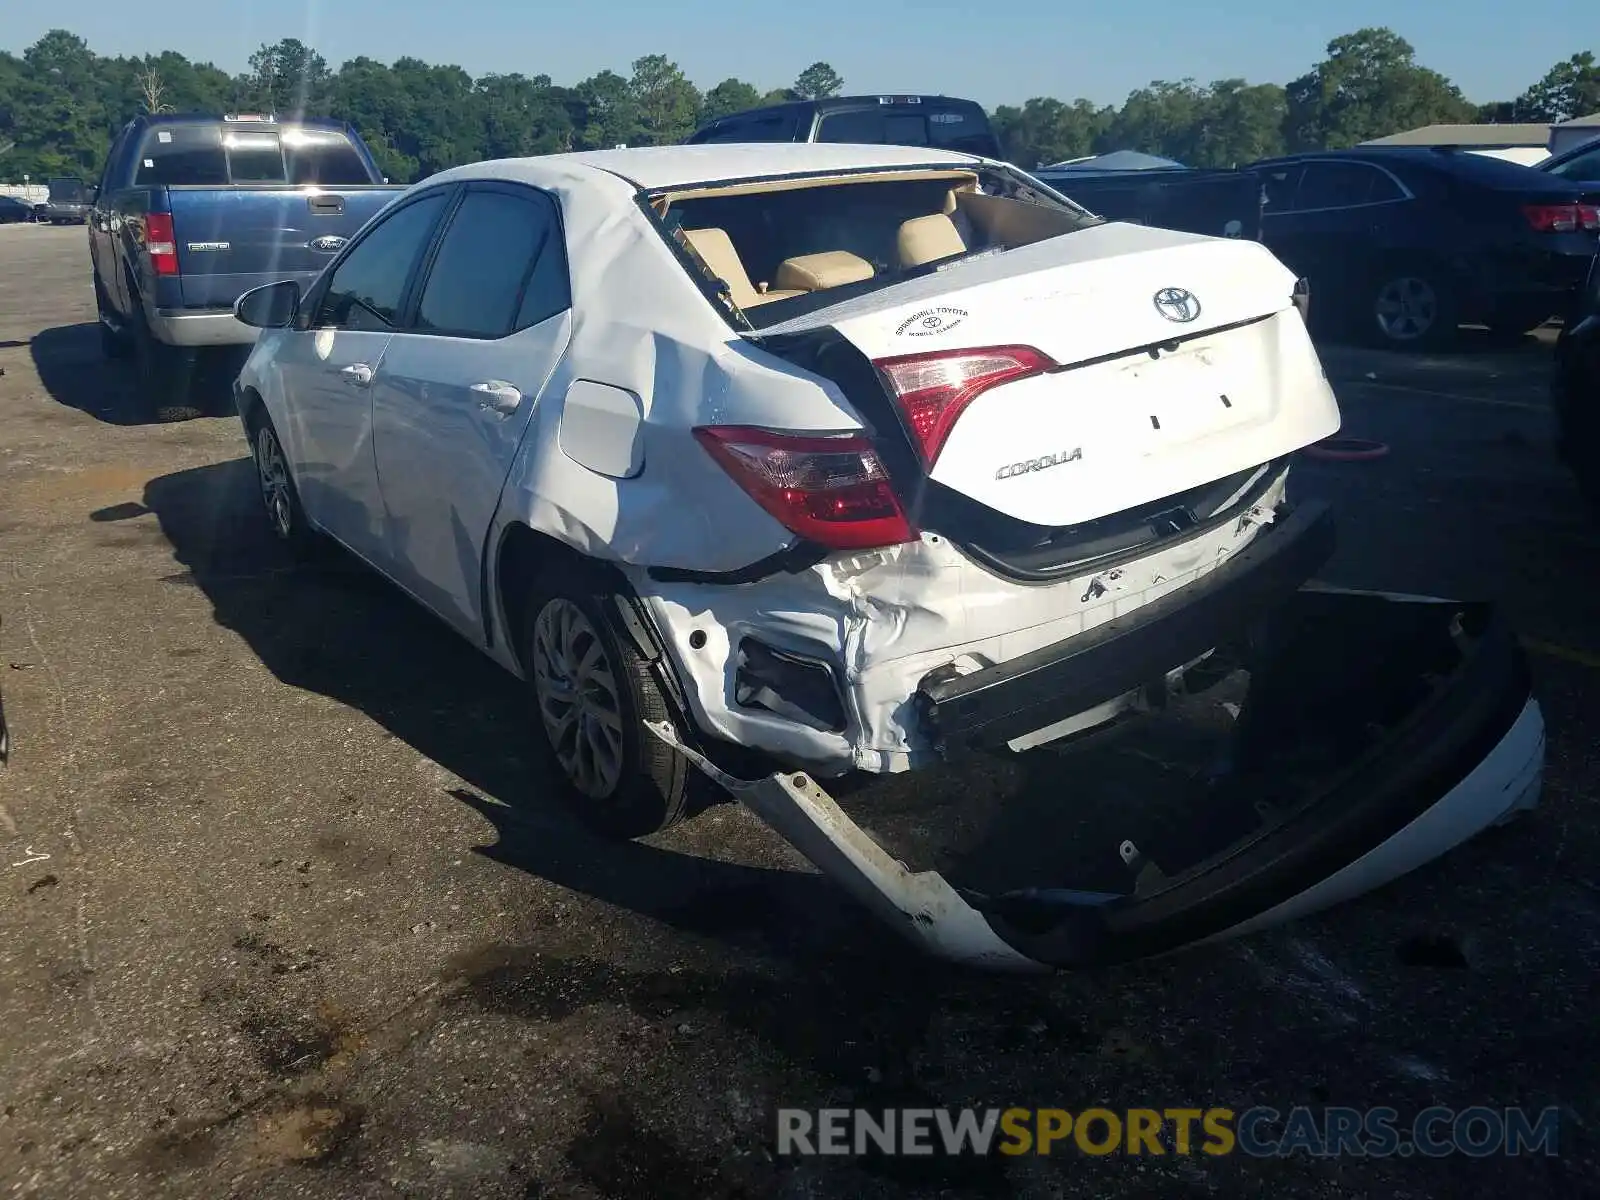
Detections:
[693, 426, 916, 551]
[873, 345, 1055, 466]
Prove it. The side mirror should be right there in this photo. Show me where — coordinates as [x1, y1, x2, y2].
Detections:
[234, 280, 301, 329]
[84, 185, 99, 204]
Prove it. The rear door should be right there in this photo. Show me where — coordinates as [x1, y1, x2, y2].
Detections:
[368, 183, 573, 637]
[273, 188, 453, 560]
[1257, 159, 1412, 281]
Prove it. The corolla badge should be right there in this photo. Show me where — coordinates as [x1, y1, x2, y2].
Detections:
[309, 235, 348, 254]
[1153, 287, 1201, 323]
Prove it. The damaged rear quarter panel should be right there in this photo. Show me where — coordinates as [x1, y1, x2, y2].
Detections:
[484, 166, 872, 578]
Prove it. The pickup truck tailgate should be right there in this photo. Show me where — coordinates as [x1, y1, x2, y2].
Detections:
[169, 188, 401, 308]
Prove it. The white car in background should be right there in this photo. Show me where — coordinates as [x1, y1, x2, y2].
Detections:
[232, 144, 1543, 971]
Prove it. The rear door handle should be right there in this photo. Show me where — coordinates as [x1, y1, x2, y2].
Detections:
[307, 194, 344, 216]
[470, 380, 522, 415]
[338, 362, 374, 387]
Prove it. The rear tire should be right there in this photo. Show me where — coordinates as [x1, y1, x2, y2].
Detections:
[521, 566, 706, 840]
[129, 299, 200, 422]
[1365, 263, 1460, 351]
[94, 274, 132, 360]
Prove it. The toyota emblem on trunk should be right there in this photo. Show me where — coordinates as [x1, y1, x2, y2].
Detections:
[1153, 287, 1200, 323]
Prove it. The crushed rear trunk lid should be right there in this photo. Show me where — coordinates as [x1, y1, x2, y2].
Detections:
[647, 584, 1543, 971]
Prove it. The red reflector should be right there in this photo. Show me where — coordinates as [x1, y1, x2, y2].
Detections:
[1521, 203, 1596, 233]
[872, 345, 1055, 466]
[144, 212, 178, 276]
[692, 426, 915, 552]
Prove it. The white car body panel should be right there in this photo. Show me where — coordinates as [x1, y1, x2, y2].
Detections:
[234, 144, 1544, 972]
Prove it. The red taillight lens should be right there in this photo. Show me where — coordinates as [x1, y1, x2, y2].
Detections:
[872, 345, 1055, 466]
[1522, 203, 1600, 233]
[692, 426, 915, 551]
[144, 212, 178, 276]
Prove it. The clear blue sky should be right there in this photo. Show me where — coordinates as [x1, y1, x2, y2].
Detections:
[8, 1, 1585, 110]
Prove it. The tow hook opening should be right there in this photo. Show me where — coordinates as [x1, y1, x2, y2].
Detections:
[733, 637, 848, 733]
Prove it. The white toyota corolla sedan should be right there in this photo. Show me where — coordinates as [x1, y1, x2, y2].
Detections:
[232, 144, 1543, 971]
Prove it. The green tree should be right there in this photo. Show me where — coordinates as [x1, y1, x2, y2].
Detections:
[571, 69, 637, 149]
[243, 38, 330, 117]
[628, 54, 699, 145]
[992, 97, 1109, 166]
[1515, 52, 1600, 123]
[477, 73, 573, 157]
[1284, 27, 1476, 151]
[1102, 79, 1207, 159]
[12, 31, 107, 176]
[699, 77, 762, 124]
[1190, 79, 1286, 165]
[792, 62, 843, 100]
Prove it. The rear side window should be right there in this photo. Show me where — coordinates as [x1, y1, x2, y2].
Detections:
[317, 192, 449, 331]
[1296, 162, 1389, 209]
[284, 129, 373, 185]
[816, 110, 890, 144]
[224, 131, 286, 182]
[135, 126, 228, 186]
[415, 188, 569, 339]
[817, 105, 997, 155]
[1258, 165, 1304, 212]
[926, 106, 999, 155]
[693, 113, 801, 144]
[1550, 145, 1600, 183]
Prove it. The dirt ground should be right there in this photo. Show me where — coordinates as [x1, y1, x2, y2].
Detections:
[2, 222, 1598, 1199]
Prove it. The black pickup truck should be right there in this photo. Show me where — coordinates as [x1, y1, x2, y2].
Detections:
[86, 113, 407, 419]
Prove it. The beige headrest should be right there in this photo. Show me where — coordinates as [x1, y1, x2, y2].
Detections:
[681, 227, 759, 307]
[897, 213, 967, 268]
[772, 251, 876, 293]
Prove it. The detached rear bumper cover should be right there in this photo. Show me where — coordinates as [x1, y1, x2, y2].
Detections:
[647, 586, 1543, 972]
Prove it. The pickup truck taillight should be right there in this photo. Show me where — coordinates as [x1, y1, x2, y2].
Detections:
[144, 212, 178, 276]
[1521, 203, 1600, 233]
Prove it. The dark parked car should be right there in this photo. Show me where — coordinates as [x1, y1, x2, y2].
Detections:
[1248, 148, 1600, 348]
[41, 177, 90, 224]
[0, 195, 34, 223]
[687, 95, 1004, 159]
[1554, 251, 1600, 509]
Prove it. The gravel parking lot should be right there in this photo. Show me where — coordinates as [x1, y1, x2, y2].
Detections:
[2, 221, 1597, 1199]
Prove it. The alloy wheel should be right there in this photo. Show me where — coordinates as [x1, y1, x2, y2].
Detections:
[255, 427, 294, 539]
[531, 598, 625, 799]
[1374, 276, 1439, 342]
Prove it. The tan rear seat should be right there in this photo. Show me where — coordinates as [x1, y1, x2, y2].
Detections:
[896, 212, 969, 269]
[680, 227, 803, 308]
[772, 250, 875, 293]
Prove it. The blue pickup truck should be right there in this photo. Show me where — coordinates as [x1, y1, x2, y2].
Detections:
[86, 113, 407, 419]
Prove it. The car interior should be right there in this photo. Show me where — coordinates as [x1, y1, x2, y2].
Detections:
[653, 168, 1095, 322]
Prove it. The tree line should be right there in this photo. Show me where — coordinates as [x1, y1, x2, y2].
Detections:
[1, 27, 1595, 184]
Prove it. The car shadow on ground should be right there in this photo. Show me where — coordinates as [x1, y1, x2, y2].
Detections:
[31, 322, 244, 426]
[129, 456, 901, 962]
